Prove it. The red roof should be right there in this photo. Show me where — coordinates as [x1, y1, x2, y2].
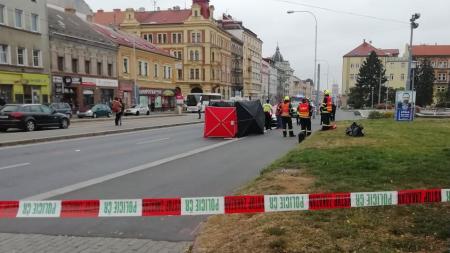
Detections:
[91, 24, 173, 57]
[412, 45, 450, 56]
[344, 42, 399, 57]
[93, 9, 192, 26]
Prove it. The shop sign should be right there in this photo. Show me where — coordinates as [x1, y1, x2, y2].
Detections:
[53, 76, 63, 83]
[22, 74, 50, 86]
[72, 77, 81, 85]
[97, 79, 118, 88]
[140, 89, 162, 95]
[63, 76, 72, 85]
[81, 77, 96, 87]
[163, 89, 175, 97]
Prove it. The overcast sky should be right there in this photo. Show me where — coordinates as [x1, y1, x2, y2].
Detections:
[85, 0, 450, 91]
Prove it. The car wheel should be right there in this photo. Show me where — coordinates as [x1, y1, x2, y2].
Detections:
[136, 111, 140, 116]
[107, 112, 112, 118]
[69, 113, 72, 119]
[25, 120, 36, 132]
[60, 118, 69, 129]
[146, 110, 150, 115]
[93, 113, 97, 118]
[0, 128, 7, 132]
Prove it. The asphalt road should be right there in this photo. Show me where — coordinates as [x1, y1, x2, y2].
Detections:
[0, 110, 358, 242]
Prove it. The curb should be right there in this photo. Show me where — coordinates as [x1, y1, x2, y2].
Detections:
[71, 113, 187, 124]
[0, 121, 203, 147]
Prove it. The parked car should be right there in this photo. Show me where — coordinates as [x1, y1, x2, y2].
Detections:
[77, 104, 112, 118]
[124, 104, 150, 116]
[49, 103, 73, 118]
[0, 104, 70, 132]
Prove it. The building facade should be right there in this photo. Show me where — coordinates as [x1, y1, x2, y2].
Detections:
[230, 35, 243, 97]
[94, 0, 233, 99]
[270, 46, 294, 99]
[93, 24, 178, 111]
[0, 0, 51, 104]
[411, 44, 450, 103]
[342, 40, 407, 95]
[219, 14, 263, 100]
[261, 59, 269, 101]
[48, 7, 118, 111]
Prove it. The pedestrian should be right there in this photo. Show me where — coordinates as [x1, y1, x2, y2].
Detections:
[197, 99, 202, 119]
[112, 97, 122, 126]
[278, 96, 295, 138]
[119, 98, 125, 126]
[331, 103, 337, 121]
[297, 97, 312, 136]
[263, 99, 272, 131]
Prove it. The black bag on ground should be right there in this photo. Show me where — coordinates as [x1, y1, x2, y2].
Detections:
[346, 122, 364, 137]
[298, 132, 306, 143]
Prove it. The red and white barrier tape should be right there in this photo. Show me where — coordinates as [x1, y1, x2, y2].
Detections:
[0, 189, 448, 218]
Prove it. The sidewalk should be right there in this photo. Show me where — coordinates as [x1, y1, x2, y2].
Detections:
[0, 114, 203, 147]
[70, 112, 180, 124]
[0, 233, 189, 253]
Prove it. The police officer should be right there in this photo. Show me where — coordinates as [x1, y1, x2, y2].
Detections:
[278, 96, 295, 138]
[263, 100, 272, 131]
[297, 97, 312, 136]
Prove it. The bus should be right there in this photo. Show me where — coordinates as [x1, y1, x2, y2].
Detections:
[185, 93, 223, 112]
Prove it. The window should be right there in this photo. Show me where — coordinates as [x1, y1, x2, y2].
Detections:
[177, 69, 183, 80]
[390, 74, 394, 80]
[31, 14, 39, 32]
[194, 50, 200, 61]
[0, 44, 9, 64]
[32, 50, 41, 67]
[17, 47, 26, 65]
[194, 10, 198, 17]
[163, 66, 172, 79]
[172, 33, 182, 44]
[154, 64, 158, 78]
[72, 59, 78, 73]
[85, 60, 91, 74]
[437, 86, 446, 92]
[401, 74, 405, 81]
[57, 56, 64, 71]
[350, 74, 354, 80]
[174, 50, 182, 60]
[157, 33, 167, 44]
[350, 64, 354, 69]
[138, 61, 148, 76]
[138, 61, 143, 76]
[143, 34, 153, 43]
[107, 63, 113, 76]
[191, 32, 201, 43]
[189, 69, 200, 80]
[438, 73, 447, 81]
[15, 9, 23, 28]
[212, 52, 215, 62]
[0, 5, 5, 24]
[123, 58, 129, 73]
[97, 62, 102, 75]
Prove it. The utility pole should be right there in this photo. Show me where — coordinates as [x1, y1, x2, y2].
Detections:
[406, 13, 420, 90]
[317, 63, 321, 112]
[371, 86, 374, 109]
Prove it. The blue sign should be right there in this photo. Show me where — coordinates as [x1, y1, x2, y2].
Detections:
[395, 91, 415, 121]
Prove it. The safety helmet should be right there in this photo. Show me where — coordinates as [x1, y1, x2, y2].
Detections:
[284, 96, 290, 101]
[324, 90, 331, 96]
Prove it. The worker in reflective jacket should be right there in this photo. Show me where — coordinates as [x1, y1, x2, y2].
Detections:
[297, 97, 312, 136]
[320, 90, 333, 130]
[278, 96, 295, 137]
[263, 100, 272, 131]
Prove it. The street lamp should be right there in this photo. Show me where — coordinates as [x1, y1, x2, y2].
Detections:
[406, 13, 420, 90]
[371, 86, 375, 109]
[287, 10, 318, 107]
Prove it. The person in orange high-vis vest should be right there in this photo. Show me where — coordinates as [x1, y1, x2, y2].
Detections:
[278, 96, 295, 138]
[320, 90, 332, 130]
[297, 97, 312, 136]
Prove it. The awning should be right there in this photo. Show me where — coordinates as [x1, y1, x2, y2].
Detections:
[163, 89, 175, 96]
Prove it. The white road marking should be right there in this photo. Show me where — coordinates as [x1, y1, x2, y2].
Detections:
[0, 163, 31, 171]
[75, 150, 81, 152]
[24, 138, 242, 200]
[136, 138, 170, 145]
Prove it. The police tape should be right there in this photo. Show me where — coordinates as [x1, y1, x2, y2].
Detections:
[0, 189, 448, 218]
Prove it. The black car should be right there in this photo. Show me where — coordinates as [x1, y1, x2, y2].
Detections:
[49, 103, 73, 118]
[0, 104, 70, 132]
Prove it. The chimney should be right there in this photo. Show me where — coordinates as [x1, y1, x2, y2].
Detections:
[113, 8, 121, 12]
[64, 7, 76, 15]
[86, 14, 93, 22]
[138, 7, 145, 12]
[97, 9, 104, 13]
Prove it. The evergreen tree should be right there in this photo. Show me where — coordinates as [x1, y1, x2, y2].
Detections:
[414, 59, 435, 106]
[349, 51, 387, 108]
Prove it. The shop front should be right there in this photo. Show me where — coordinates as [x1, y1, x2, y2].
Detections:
[119, 80, 133, 107]
[139, 88, 175, 112]
[53, 75, 82, 111]
[0, 71, 50, 104]
[82, 77, 118, 108]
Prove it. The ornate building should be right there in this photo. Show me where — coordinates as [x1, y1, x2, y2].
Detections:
[270, 46, 294, 98]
